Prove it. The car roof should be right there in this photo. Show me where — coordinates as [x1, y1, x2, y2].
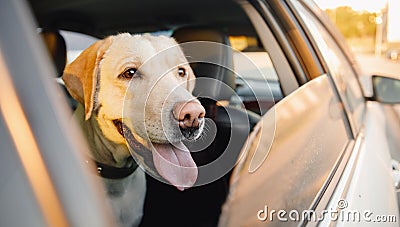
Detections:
[28, 0, 253, 37]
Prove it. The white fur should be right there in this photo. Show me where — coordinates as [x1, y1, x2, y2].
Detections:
[102, 169, 146, 227]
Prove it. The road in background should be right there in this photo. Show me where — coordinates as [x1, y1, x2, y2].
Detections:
[356, 54, 400, 97]
[356, 54, 400, 129]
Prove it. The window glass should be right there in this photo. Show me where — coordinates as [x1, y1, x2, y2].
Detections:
[230, 36, 279, 81]
[229, 35, 283, 115]
[292, 0, 365, 134]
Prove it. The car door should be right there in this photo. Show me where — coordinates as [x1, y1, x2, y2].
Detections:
[220, 0, 351, 226]
[219, 0, 398, 226]
[289, 0, 399, 226]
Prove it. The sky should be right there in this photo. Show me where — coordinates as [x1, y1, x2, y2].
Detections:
[314, 0, 387, 12]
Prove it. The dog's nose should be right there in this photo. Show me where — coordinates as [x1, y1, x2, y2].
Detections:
[174, 101, 205, 129]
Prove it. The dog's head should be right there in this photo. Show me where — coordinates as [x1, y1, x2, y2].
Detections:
[62, 33, 205, 190]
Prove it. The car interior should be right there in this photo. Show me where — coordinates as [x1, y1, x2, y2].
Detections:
[29, 0, 285, 225]
[3, 0, 399, 226]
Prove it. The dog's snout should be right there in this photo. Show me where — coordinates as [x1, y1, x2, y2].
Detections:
[174, 101, 205, 129]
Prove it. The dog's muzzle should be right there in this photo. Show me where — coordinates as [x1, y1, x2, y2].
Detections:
[180, 119, 205, 140]
[173, 101, 205, 140]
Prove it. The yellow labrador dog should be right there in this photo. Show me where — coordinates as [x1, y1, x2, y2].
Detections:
[62, 33, 205, 226]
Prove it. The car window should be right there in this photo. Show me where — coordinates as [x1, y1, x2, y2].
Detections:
[229, 36, 279, 81]
[229, 35, 283, 115]
[291, 0, 366, 135]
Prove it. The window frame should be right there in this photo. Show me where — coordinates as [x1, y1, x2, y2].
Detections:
[286, 0, 367, 137]
[238, 0, 300, 97]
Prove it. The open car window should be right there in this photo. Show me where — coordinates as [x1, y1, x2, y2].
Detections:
[229, 35, 283, 115]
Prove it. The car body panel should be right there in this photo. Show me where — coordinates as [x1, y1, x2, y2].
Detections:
[319, 102, 399, 226]
[219, 75, 350, 226]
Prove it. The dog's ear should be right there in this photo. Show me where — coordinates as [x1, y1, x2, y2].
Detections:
[62, 37, 114, 120]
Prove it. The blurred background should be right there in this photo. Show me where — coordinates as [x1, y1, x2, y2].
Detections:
[314, 0, 400, 77]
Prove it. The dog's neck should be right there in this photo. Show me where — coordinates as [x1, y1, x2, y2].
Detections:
[74, 105, 132, 168]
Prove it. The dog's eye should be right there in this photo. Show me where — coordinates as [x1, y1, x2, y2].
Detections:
[178, 68, 187, 77]
[120, 68, 137, 79]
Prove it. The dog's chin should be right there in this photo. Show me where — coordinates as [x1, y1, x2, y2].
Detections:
[147, 132, 182, 144]
[112, 119, 198, 190]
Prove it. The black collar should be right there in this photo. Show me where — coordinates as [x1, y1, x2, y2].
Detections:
[87, 120, 142, 179]
[90, 158, 139, 179]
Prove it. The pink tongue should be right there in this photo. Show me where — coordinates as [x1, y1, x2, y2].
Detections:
[152, 142, 198, 191]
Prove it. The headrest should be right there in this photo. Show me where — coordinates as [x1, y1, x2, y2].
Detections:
[173, 28, 235, 101]
[40, 30, 67, 77]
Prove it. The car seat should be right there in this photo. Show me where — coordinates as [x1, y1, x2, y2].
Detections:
[40, 30, 78, 109]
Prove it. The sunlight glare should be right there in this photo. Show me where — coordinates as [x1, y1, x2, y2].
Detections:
[314, 0, 387, 12]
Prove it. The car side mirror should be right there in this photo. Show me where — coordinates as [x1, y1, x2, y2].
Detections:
[370, 75, 400, 104]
